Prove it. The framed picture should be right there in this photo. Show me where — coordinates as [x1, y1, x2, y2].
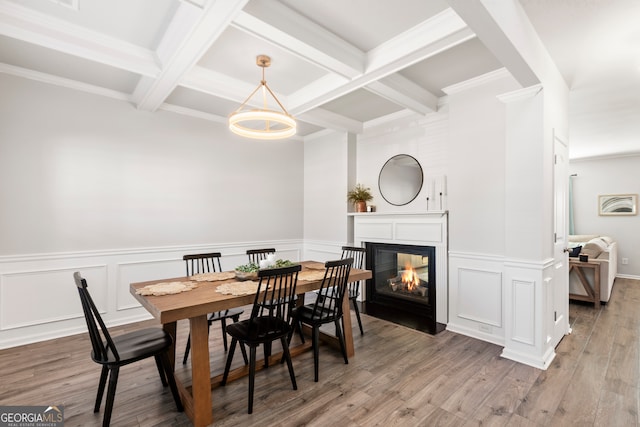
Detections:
[598, 194, 638, 216]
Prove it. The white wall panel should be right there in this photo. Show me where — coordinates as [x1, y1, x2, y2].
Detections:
[356, 222, 394, 240]
[511, 279, 535, 345]
[447, 252, 505, 345]
[457, 267, 502, 327]
[395, 223, 442, 243]
[0, 265, 107, 330]
[0, 240, 302, 349]
[116, 258, 183, 311]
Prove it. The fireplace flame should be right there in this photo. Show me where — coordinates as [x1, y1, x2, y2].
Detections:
[401, 263, 420, 291]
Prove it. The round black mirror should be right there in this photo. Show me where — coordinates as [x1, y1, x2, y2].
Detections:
[378, 154, 423, 206]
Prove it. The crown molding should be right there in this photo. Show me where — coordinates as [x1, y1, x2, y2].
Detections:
[0, 63, 130, 102]
[496, 84, 543, 103]
[442, 67, 511, 95]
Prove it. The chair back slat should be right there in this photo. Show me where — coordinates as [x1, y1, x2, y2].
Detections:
[341, 246, 365, 269]
[251, 264, 301, 326]
[73, 272, 119, 362]
[309, 258, 353, 320]
[246, 248, 276, 265]
[341, 246, 365, 297]
[183, 252, 222, 276]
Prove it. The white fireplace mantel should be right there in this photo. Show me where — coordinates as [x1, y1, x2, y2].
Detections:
[352, 212, 448, 326]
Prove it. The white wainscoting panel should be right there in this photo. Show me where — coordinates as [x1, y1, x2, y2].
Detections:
[457, 268, 502, 327]
[116, 258, 183, 311]
[0, 240, 303, 349]
[356, 222, 394, 240]
[501, 258, 556, 370]
[447, 252, 505, 346]
[0, 265, 107, 330]
[511, 279, 535, 345]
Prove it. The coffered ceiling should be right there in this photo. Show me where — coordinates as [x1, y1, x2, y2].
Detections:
[1, 0, 638, 159]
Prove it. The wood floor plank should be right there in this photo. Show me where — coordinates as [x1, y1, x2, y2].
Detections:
[593, 387, 638, 426]
[3, 279, 640, 426]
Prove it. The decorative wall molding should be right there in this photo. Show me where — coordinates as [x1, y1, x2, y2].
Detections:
[457, 267, 502, 327]
[0, 264, 107, 330]
[447, 252, 505, 342]
[510, 279, 536, 345]
[0, 239, 303, 349]
[0, 63, 131, 102]
[501, 260, 557, 370]
[442, 67, 510, 95]
[448, 251, 560, 370]
[496, 84, 543, 103]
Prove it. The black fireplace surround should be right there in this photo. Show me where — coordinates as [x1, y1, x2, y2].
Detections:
[364, 242, 442, 334]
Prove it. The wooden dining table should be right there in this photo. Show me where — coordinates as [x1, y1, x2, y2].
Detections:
[130, 260, 372, 427]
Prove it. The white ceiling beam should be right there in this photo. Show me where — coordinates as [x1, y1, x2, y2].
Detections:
[365, 74, 439, 115]
[0, 2, 159, 77]
[287, 8, 474, 115]
[445, 0, 541, 87]
[181, 67, 361, 133]
[297, 108, 363, 134]
[133, 0, 248, 112]
[232, 2, 364, 78]
[180, 66, 256, 103]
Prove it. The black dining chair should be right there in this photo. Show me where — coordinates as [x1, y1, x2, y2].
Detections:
[73, 272, 183, 427]
[317, 246, 366, 335]
[221, 264, 301, 414]
[246, 247, 295, 360]
[182, 252, 246, 365]
[290, 258, 353, 382]
[246, 248, 276, 265]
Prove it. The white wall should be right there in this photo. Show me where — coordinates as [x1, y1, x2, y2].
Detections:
[302, 131, 352, 260]
[570, 155, 640, 277]
[447, 75, 519, 255]
[0, 74, 304, 348]
[0, 74, 304, 255]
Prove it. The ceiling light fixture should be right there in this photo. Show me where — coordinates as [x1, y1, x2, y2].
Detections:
[228, 55, 296, 140]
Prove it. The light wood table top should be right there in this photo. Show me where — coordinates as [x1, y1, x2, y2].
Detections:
[130, 260, 371, 427]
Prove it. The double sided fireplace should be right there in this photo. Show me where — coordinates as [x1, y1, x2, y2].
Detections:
[353, 212, 448, 334]
[364, 242, 440, 334]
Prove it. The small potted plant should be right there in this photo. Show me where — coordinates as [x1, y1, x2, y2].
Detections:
[347, 183, 373, 212]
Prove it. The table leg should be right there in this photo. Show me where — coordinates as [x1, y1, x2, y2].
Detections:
[342, 292, 354, 357]
[189, 315, 213, 427]
[162, 322, 177, 369]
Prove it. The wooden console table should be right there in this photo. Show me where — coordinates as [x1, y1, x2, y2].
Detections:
[569, 259, 600, 308]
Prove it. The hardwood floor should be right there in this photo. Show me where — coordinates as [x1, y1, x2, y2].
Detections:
[2, 278, 639, 426]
